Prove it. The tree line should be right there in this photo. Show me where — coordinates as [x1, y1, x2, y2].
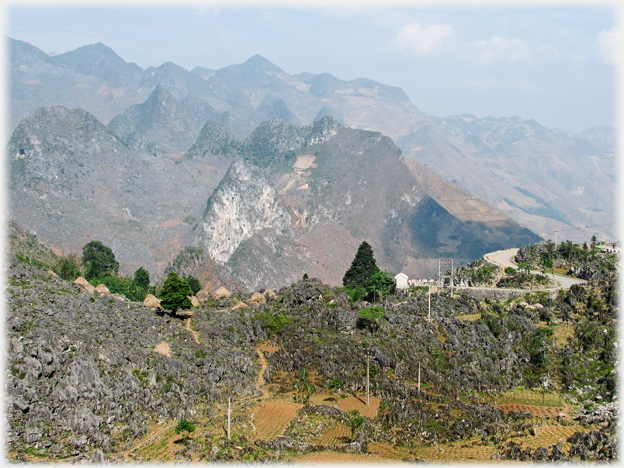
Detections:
[54, 240, 201, 305]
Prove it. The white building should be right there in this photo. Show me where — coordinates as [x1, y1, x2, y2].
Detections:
[394, 272, 409, 290]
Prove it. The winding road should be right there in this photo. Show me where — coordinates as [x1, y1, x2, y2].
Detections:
[484, 248, 586, 289]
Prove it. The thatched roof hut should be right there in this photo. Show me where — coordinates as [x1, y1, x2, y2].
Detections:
[74, 276, 95, 293]
[213, 286, 231, 299]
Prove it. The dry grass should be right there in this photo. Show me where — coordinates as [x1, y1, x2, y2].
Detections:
[495, 387, 566, 408]
[552, 322, 575, 347]
[457, 313, 482, 322]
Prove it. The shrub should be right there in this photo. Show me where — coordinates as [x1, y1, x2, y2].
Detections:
[256, 312, 295, 334]
[175, 419, 196, 444]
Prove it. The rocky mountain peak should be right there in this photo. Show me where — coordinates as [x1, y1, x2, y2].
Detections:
[8, 105, 125, 187]
[107, 85, 198, 154]
[50, 42, 144, 87]
[243, 54, 282, 72]
[185, 119, 239, 159]
[251, 95, 300, 125]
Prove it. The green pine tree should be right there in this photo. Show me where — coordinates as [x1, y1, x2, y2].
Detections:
[159, 272, 193, 312]
[134, 267, 150, 289]
[343, 241, 380, 289]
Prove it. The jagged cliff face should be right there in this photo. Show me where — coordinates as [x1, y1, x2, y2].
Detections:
[199, 161, 292, 263]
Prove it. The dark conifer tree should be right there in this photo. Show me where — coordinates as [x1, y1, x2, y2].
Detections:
[342, 241, 380, 289]
[159, 272, 193, 312]
[134, 267, 150, 289]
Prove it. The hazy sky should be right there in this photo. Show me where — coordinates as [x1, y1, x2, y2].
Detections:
[5, 2, 620, 132]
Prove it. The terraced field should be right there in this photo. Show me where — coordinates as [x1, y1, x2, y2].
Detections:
[311, 420, 351, 444]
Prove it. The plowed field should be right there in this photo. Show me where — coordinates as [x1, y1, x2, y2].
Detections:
[496, 404, 564, 418]
[253, 401, 303, 441]
[311, 420, 351, 445]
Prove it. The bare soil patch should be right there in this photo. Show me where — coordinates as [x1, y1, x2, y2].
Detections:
[286, 450, 389, 463]
[293, 155, 317, 170]
[336, 395, 381, 419]
[258, 341, 280, 353]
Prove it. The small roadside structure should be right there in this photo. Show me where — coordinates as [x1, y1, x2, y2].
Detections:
[394, 272, 409, 290]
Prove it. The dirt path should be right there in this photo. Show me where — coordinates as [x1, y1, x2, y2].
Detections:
[185, 318, 200, 344]
[254, 345, 271, 399]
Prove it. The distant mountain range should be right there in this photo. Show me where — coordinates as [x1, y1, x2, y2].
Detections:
[6, 37, 617, 287]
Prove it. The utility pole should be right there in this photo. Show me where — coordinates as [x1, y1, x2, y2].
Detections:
[227, 396, 231, 439]
[418, 362, 421, 393]
[428, 284, 431, 322]
[364, 347, 372, 406]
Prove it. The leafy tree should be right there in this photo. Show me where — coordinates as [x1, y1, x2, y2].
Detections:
[366, 270, 395, 301]
[296, 368, 313, 405]
[344, 410, 366, 441]
[343, 241, 379, 290]
[175, 419, 195, 444]
[159, 272, 193, 312]
[183, 274, 201, 295]
[522, 326, 554, 387]
[82, 241, 119, 277]
[134, 267, 150, 289]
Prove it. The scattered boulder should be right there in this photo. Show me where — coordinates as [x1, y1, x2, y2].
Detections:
[91, 448, 106, 463]
[248, 292, 266, 307]
[74, 276, 95, 293]
[95, 284, 110, 295]
[144, 294, 161, 308]
[188, 295, 200, 307]
[154, 341, 173, 358]
[213, 287, 231, 299]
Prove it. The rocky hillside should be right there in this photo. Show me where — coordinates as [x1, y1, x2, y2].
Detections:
[5, 221, 617, 463]
[8, 38, 616, 241]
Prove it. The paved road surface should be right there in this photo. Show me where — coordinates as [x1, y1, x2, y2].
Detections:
[484, 248, 586, 289]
